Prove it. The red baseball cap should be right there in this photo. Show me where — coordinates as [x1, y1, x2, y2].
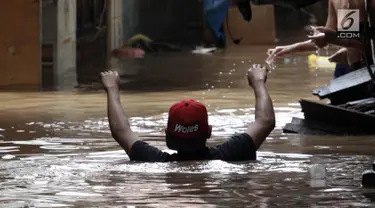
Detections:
[166, 99, 209, 138]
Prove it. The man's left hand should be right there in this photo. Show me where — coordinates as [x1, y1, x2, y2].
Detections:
[308, 26, 335, 48]
[101, 70, 120, 91]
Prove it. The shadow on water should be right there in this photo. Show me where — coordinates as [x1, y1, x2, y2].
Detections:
[1, 45, 375, 207]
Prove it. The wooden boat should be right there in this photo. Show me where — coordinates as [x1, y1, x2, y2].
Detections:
[283, 65, 375, 135]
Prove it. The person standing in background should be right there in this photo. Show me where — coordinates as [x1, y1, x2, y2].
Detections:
[267, 0, 372, 79]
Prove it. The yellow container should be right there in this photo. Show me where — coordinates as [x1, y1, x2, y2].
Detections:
[308, 54, 336, 70]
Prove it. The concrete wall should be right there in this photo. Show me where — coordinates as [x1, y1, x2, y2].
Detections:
[0, 0, 40, 89]
[56, 0, 77, 90]
[108, 0, 124, 70]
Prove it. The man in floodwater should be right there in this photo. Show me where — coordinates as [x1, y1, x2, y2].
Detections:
[101, 64, 275, 162]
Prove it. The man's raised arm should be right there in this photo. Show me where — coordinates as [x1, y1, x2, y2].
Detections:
[101, 71, 139, 153]
[246, 65, 275, 150]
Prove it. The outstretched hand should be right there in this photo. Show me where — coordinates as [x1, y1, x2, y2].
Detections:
[266, 46, 286, 62]
[101, 70, 120, 91]
[247, 64, 268, 88]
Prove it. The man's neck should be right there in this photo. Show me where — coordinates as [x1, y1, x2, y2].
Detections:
[177, 147, 209, 157]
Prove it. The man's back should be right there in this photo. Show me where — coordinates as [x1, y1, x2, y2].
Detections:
[129, 133, 257, 162]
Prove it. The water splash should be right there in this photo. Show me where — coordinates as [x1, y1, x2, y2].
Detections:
[315, 46, 320, 72]
[203, 62, 241, 109]
[201, 83, 210, 101]
[325, 44, 330, 56]
[265, 57, 277, 71]
[309, 164, 327, 187]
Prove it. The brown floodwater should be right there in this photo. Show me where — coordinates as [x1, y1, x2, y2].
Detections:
[1, 46, 375, 207]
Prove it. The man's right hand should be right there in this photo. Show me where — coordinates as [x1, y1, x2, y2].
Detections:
[247, 64, 268, 88]
[101, 70, 120, 91]
[266, 45, 294, 62]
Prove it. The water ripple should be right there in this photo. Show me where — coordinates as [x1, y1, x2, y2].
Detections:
[26, 107, 301, 138]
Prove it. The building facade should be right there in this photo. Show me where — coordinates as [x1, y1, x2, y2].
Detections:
[0, 0, 274, 91]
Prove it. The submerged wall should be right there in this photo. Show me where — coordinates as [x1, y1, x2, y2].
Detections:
[123, 0, 204, 44]
[0, 0, 40, 89]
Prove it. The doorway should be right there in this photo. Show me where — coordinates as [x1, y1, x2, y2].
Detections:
[76, 0, 108, 86]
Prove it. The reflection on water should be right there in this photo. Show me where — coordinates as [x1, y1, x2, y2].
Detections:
[1, 46, 375, 207]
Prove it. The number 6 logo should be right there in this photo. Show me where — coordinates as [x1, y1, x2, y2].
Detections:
[340, 11, 356, 30]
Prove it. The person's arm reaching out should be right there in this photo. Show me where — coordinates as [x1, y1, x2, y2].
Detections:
[101, 71, 139, 154]
[267, 0, 347, 61]
[246, 65, 275, 150]
[266, 40, 317, 61]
